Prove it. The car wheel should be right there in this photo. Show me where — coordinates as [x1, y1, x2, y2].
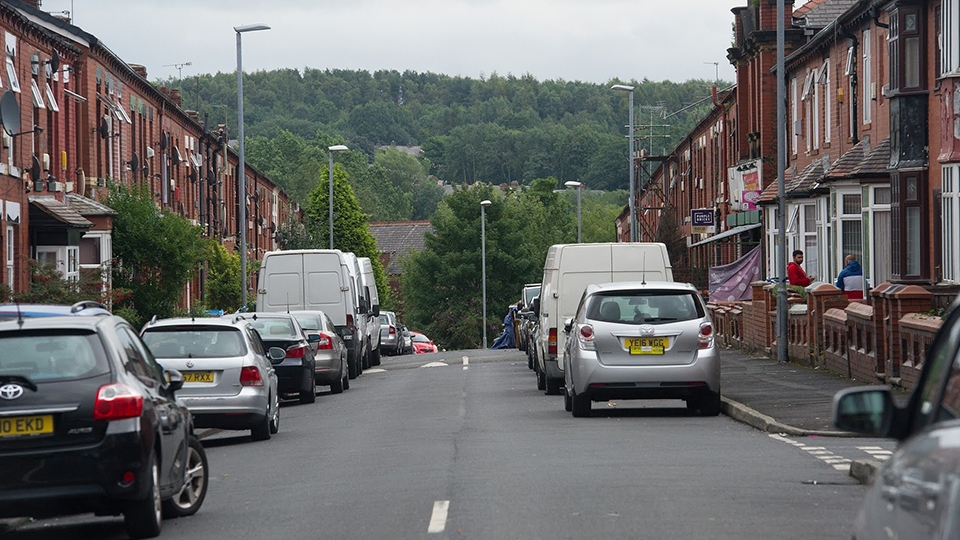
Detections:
[300, 373, 317, 404]
[527, 348, 534, 370]
[536, 367, 546, 391]
[347, 355, 359, 379]
[545, 376, 562, 396]
[269, 392, 280, 434]
[124, 451, 162, 539]
[371, 346, 382, 366]
[162, 436, 209, 518]
[361, 346, 371, 369]
[564, 387, 572, 412]
[342, 359, 350, 390]
[699, 390, 722, 417]
[250, 407, 272, 441]
[571, 389, 591, 417]
[330, 371, 344, 394]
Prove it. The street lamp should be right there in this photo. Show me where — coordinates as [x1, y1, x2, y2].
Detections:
[480, 199, 491, 349]
[328, 145, 349, 249]
[564, 180, 583, 243]
[235, 22, 270, 310]
[611, 84, 636, 242]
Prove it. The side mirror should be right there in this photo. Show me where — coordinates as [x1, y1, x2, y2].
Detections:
[563, 318, 573, 334]
[372, 305, 380, 317]
[531, 297, 540, 318]
[832, 387, 895, 436]
[307, 333, 321, 344]
[268, 346, 287, 361]
[164, 369, 185, 392]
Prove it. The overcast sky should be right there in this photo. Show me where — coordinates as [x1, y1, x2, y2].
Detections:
[39, 0, 740, 85]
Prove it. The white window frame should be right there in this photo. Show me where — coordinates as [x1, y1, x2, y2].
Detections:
[30, 79, 44, 109]
[866, 184, 893, 288]
[35, 245, 80, 282]
[813, 68, 821, 150]
[823, 60, 832, 143]
[831, 186, 864, 281]
[5, 56, 20, 93]
[791, 77, 799, 155]
[5, 225, 12, 290]
[45, 82, 59, 112]
[943, 0, 958, 75]
[863, 29, 873, 125]
[943, 165, 960, 282]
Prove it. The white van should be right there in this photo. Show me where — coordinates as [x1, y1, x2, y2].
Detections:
[256, 249, 367, 379]
[358, 257, 382, 366]
[341, 252, 372, 370]
[533, 242, 673, 395]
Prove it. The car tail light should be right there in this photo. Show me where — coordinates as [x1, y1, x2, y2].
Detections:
[286, 345, 307, 359]
[388, 325, 396, 336]
[699, 322, 714, 349]
[93, 383, 143, 421]
[346, 314, 355, 330]
[548, 328, 557, 355]
[317, 332, 334, 350]
[578, 324, 596, 350]
[240, 366, 263, 386]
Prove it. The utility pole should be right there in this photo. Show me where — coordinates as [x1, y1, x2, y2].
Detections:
[703, 61, 720, 83]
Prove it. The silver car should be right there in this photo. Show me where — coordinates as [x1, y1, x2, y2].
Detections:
[141, 316, 283, 441]
[562, 281, 720, 417]
[291, 310, 349, 394]
[379, 311, 400, 355]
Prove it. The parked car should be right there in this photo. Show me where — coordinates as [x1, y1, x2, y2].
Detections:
[0, 300, 112, 319]
[561, 281, 719, 417]
[516, 284, 541, 353]
[240, 313, 318, 404]
[0, 313, 209, 538]
[141, 316, 283, 441]
[379, 311, 400, 356]
[410, 331, 438, 354]
[290, 310, 349, 394]
[397, 323, 413, 355]
[833, 294, 960, 539]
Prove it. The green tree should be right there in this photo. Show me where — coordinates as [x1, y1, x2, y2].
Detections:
[107, 184, 207, 326]
[204, 241, 241, 312]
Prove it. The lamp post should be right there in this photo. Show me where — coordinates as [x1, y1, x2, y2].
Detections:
[564, 180, 583, 243]
[235, 22, 270, 310]
[480, 199, 491, 349]
[327, 145, 349, 249]
[611, 84, 636, 242]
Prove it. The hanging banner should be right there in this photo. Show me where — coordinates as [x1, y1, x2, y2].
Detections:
[708, 245, 763, 301]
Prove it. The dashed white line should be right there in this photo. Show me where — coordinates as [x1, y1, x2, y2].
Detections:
[420, 361, 449, 368]
[428, 500, 450, 533]
[858, 446, 893, 461]
[463, 356, 469, 370]
[768, 434, 852, 471]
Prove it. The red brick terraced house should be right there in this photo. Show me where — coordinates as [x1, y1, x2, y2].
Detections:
[0, 1, 300, 310]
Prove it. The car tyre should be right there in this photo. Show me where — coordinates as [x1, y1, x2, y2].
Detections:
[571, 389, 591, 417]
[545, 376, 562, 396]
[564, 387, 572, 412]
[300, 374, 317, 404]
[161, 436, 208, 518]
[268, 392, 280, 434]
[698, 390, 722, 417]
[347, 355, 359, 379]
[536, 366, 546, 391]
[251, 408, 272, 441]
[330, 371, 345, 394]
[124, 451, 162, 539]
[371, 346, 382, 366]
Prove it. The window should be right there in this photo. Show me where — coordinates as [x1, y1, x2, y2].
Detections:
[45, 82, 59, 112]
[5, 225, 13, 290]
[863, 29, 872, 125]
[888, 6, 926, 94]
[944, 165, 960, 282]
[813, 68, 821, 150]
[30, 79, 44, 109]
[869, 186, 893, 287]
[942, 2, 957, 76]
[803, 204, 820, 279]
[823, 60, 832, 143]
[791, 77, 798, 155]
[892, 171, 929, 281]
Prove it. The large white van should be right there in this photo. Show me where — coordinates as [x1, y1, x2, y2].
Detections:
[256, 249, 368, 379]
[341, 252, 372, 370]
[533, 242, 673, 395]
[358, 257, 382, 366]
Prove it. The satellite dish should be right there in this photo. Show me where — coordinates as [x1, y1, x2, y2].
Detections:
[31, 156, 42, 180]
[160, 132, 168, 150]
[99, 116, 110, 139]
[129, 152, 140, 173]
[49, 50, 60, 73]
[268, 222, 276, 233]
[188, 169, 197, 182]
[1, 90, 21, 136]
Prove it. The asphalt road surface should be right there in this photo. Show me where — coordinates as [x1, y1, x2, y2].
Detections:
[3, 349, 871, 539]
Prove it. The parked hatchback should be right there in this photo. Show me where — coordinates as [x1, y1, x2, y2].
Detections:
[410, 331, 438, 354]
[240, 313, 318, 404]
[141, 316, 283, 441]
[379, 311, 400, 356]
[290, 310, 349, 394]
[0, 314, 208, 538]
[833, 294, 960, 539]
[562, 281, 720, 417]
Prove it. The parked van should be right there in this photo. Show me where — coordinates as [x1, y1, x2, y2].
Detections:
[358, 257, 382, 366]
[342, 252, 372, 370]
[256, 249, 367, 379]
[533, 242, 673, 395]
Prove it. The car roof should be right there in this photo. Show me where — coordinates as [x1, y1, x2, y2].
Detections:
[0, 314, 113, 332]
[0, 301, 111, 318]
[144, 316, 243, 329]
[584, 281, 697, 295]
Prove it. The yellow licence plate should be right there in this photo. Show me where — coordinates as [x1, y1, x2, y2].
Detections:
[183, 371, 215, 383]
[624, 337, 669, 355]
[0, 415, 54, 437]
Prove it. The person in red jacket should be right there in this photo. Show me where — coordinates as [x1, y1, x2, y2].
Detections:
[787, 249, 816, 287]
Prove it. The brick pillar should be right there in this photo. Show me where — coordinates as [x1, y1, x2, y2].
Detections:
[809, 283, 849, 365]
[880, 284, 933, 386]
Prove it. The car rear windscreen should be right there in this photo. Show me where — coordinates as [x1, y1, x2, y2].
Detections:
[0, 330, 109, 381]
[587, 291, 703, 325]
[142, 327, 247, 358]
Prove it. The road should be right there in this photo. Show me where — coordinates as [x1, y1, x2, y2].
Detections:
[5, 349, 876, 539]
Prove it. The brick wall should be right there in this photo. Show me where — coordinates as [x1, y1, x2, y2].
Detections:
[879, 285, 932, 386]
[899, 314, 942, 391]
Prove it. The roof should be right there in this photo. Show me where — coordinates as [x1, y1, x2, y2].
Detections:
[785, 157, 826, 195]
[368, 221, 433, 274]
[825, 138, 870, 179]
[65, 193, 117, 216]
[796, 0, 860, 28]
[29, 196, 94, 228]
[851, 137, 890, 176]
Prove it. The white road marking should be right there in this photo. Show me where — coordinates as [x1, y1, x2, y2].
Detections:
[768, 434, 853, 472]
[364, 368, 386, 374]
[463, 356, 469, 370]
[858, 446, 893, 461]
[428, 500, 449, 533]
[420, 361, 448, 368]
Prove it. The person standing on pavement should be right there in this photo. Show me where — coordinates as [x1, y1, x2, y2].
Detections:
[787, 249, 815, 287]
[835, 254, 864, 300]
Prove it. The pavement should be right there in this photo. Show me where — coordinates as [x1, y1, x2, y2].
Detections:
[719, 348, 909, 485]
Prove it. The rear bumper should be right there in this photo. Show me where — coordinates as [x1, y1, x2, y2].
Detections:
[275, 363, 310, 393]
[0, 427, 152, 519]
[179, 386, 268, 416]
[569, 348, 721, 399]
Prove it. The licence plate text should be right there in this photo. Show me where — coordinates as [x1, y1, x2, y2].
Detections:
[0, 415, 54, 437]
[624, 337, 668, 355]
[183, 371, 215, 383]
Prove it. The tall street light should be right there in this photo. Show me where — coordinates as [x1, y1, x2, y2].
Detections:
[480, 199, 491, 349]
[235, 22, 270, 310]
[328, 145, 349, 249]
[611, 84, 636, 242]
[564, 180, 583, 243]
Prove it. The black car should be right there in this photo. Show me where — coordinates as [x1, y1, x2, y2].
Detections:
[241, 313, 318, 404]
[0, 313, 208, 539]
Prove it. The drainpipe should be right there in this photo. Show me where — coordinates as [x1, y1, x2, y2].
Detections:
[843, 32, 859, 144]
[712, 86, 728, 266]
